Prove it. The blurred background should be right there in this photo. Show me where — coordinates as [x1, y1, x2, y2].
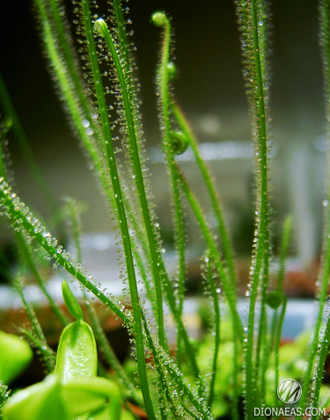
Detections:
[0, 0, 327, 296]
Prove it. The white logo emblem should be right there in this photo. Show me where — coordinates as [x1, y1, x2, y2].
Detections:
[277, 379, 302, 404]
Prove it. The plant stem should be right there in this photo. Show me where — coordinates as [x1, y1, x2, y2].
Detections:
[171, 101, 240, 412]
[80, 2, 155, 417]
[171, 101, 237, 291]
[170, 81, 242, 420]
[94, 17, 166, 350]
[152, 13, 186, 369]
[273, 297, 287, 418]
[268, 216, 292, 413]
[177, 169, 244, 343]
[299, 0, 330, 414]
[0, 181, 127, 321]
[234, 0, 270, 415]
[16, 233, 69, 326]
[36, 0, 160, 331]
[65, 197, 142, 405]
[34, 0, 106, 186]
[15, 279, 56, 372]
[204, 252, 221, 407]
[36, 3, 198, 379]
[141, 313, 212, 419]
[277, 216, 293, 293]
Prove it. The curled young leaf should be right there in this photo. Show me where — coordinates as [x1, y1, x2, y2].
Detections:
[170, 131, 189, 155]
[151, 11, 167, 27]
[266, 291, 285, 309]
[167, 62, 177, 81]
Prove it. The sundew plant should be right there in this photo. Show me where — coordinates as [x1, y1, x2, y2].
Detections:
[1, 0, 330, 419]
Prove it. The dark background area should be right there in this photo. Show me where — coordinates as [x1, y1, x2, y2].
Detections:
[0, 1, 323, 148]
[0, 0, 326, 265]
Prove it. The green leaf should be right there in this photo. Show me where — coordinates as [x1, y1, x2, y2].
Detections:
[2, 374, 122, 420]
[2, 374, 71, 420]
[62, 377, 121, 419]
[55, 319, 97, 380]
[61, 281, 84, 320]
[0, 331, 33, 385]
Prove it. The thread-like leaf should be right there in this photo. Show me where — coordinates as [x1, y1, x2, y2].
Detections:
[64, 195, 142, 405]
[80, 2, 155, 417]
[152, 12, 187, 370]
[177, 169, 244, 343]
[15, 279, 56, 373]
[0, 180, 128, 323]
[235, 0, 271, 414]
[300, 0, 330, 414]
[94, 17, 166, 350]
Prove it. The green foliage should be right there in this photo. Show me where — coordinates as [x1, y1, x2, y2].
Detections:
[2, 282, 122, 420]
[0, 382, 10, 415]
[61, 281, 84, 321]
[1, 0, 330, 419]
[0, 331, 33, 385]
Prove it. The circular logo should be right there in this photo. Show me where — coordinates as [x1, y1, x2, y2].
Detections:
[277, 379, 302, 404]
